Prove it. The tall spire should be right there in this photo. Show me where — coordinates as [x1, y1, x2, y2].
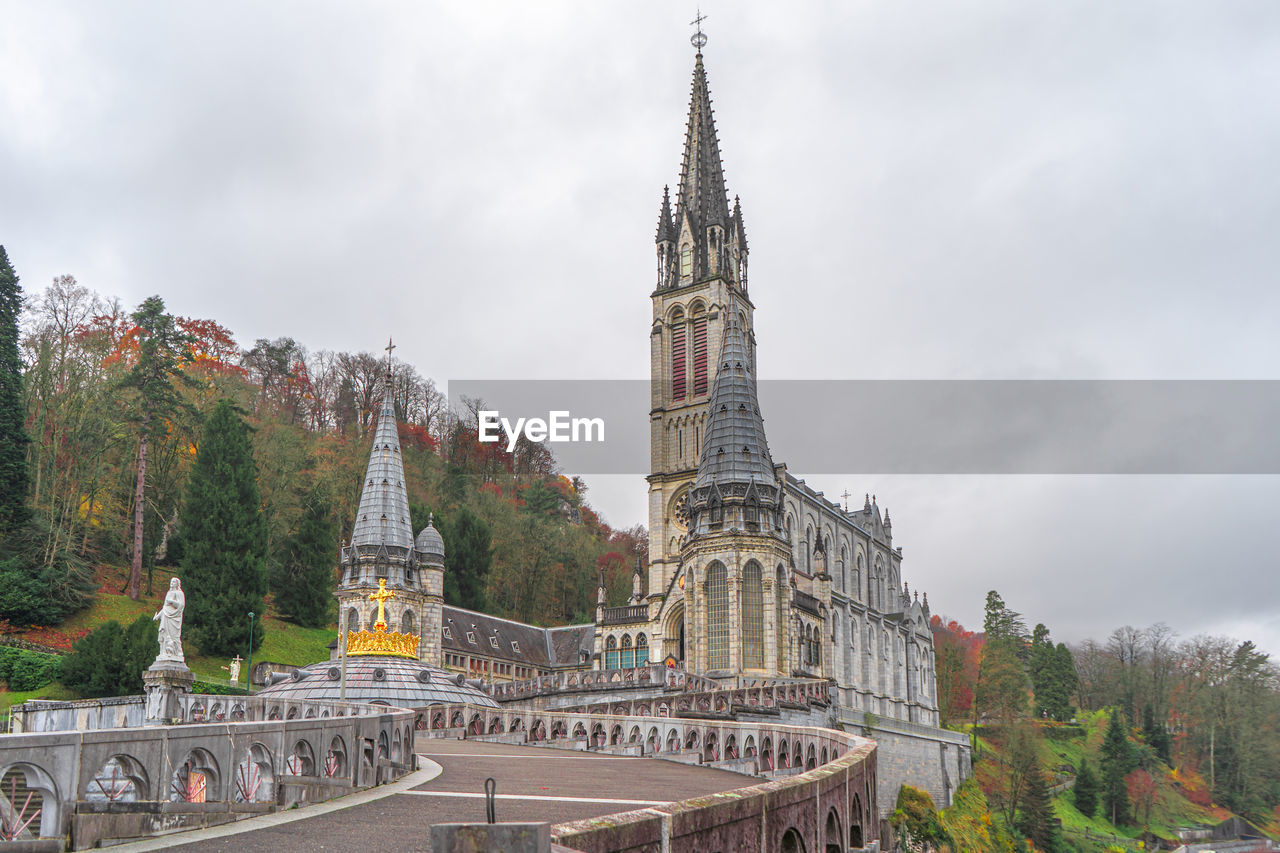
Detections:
[350, 363, 413, 550]
[694, 313, 775, 489]
[656, 184, 675, 243]
[675, 51, 732, 258]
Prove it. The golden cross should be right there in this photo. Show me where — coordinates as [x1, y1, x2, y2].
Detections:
[369, 578, 395, 632]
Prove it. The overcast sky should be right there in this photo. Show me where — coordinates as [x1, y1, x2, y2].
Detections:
[3, 2, 1279, 654]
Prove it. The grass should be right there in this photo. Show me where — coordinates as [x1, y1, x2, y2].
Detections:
[0, 682, 76, 718]
[5, 564, 337, 693]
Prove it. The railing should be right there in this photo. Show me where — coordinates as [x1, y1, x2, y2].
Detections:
[793, 589, 822, 615]
[414, 702, 880, 852]
[600, 604, 648, 625]
[487, 665, 722, 702]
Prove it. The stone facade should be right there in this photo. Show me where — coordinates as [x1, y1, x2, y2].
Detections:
[597, 46, 942, 731]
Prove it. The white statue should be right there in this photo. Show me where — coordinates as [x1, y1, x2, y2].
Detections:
[228, 655, 242, 684]
[153, 577, 186, 665]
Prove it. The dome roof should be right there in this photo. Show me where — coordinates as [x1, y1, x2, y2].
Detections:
[415, 514, 445, 559]
[257, 656, 496, 708]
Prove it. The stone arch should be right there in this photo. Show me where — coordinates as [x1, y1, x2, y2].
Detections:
[377, 731, 390, 760]
[572, 722, 586, 739]
[628, 725, 642, 744]
[850, 792, 865, 847]
[488, 717, 504, 735]
[743, 735, 755, 757]
[781, 826, 806, 853]
[326, 736, 347, 779]
[234, 743, 274, 803]
[392, 728, 403, 763]
[468, 713, 483, 735]
[286, 740, 316, 776]
[170, 748, 220, 803]
[684, 729, 700, 752]
[0, 762, 60, 839]
[703, 731, 719, 762]
[85, 754, 149, 802]
[761, 736, 773, 770]
[777, 738, 790, 768]
[590, 722, 606, 748]
[610, 724, 624, 745]
[805, 743, 817, 770]
[665, 729, 681, 752]
[792, 741, 803, 769]
[529, 719, 546, 741]
[825, 807, 843, 853]
[723, 734, 737, 759]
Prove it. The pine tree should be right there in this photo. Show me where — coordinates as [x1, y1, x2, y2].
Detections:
[0, 246, 30, 536]
[1141, 702, 1172, 764]
[1073, 758, 1099, 818]
[179, 400, 268, 657]
[441, 506, 491, 612]
[120, 296, 192, 599]
[62, 615, 157, 697]
[1100, 709, 1134, 825]
[1015, 763, 1063, 853]
[271, 487, 337, 628]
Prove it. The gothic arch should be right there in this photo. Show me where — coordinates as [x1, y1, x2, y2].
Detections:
[705, 561, 729, 670]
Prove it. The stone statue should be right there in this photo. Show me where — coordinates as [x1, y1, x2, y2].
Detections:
[153, 577, 186, 665]
[228, 655, 242, 684]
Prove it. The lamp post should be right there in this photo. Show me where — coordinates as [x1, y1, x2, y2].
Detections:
[245, 611, 255, 696]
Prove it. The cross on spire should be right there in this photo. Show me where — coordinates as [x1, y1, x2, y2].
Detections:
[384, 337, 396, 377]
[690, 8, 708, 52]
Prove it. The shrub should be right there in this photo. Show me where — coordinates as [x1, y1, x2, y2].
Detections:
[0, 646, 63, 690]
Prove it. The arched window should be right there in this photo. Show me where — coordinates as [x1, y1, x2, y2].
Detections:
[706, 562, 729, 670]
[776, 565, 787, 672]
[605, 635, 619, 670]
[671, 308, 687, 399]
[742, 561, 764, 669]
[636, 633, 649, 667]
[691, 309, 708, 396]
[402, 610, 416, 635]
[680, 243, 691, 277]
[621, 634, 634, 669]
[346, 609, 359, 633]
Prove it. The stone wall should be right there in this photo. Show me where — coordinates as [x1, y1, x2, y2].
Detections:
[841, 708, 971, 810]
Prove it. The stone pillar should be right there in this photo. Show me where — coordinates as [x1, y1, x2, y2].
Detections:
[143, 661, 195, 724]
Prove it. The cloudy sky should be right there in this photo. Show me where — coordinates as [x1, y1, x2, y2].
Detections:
[3, 2, 1279, 653]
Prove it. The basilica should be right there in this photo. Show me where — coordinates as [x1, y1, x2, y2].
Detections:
[318, 43, 940, 731]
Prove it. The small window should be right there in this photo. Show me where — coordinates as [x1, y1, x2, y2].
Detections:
[490, 636, 499, 649]
[680, 243, 691, 277]
[511, 641, 520, 653]
[443, 627, 453, 640]
[466, 632, 476, 644]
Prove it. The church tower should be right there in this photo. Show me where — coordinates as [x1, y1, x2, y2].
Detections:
[648, 40, 755, 645]
[678, 314, 791, 677]
[335, 350, 444, 666]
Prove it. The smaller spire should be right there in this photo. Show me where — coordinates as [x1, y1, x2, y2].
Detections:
[864, 493, 871, 510]
[656, 185, 674, 243]
[884, 509, 892, 527]
[633, 554, 643, 575]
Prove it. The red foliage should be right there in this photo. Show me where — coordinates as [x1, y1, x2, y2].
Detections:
[398, 422, 439, 452]
[177, 316, 247, 378]
[931, 615, 984, 720]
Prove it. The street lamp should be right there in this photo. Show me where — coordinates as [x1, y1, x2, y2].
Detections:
[245, 611, 255, 696]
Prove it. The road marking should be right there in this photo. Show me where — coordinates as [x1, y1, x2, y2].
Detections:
[403, 791, 670, 806]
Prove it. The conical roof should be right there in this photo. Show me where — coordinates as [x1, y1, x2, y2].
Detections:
[675, 53, 731, 239]
[694, 315, 775, 489]
[350, 373, 413, 550]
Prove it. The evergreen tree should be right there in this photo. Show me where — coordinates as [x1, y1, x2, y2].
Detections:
[62, 615, 157, 697]
[120, 296, 193, 600]
[1141, 702, 1172, 764]
[1015, 763, 1064, 853]
[270, 487, 337, 628]
[1100, 709, 1134, 825]
[441, 506, 491, 612]
[179, 400, 268, 656]
[1073, 758, 1099, 818]
[0, 246, 30, 536]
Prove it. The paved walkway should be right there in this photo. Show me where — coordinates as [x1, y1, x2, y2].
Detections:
[145, 737, 753, 852]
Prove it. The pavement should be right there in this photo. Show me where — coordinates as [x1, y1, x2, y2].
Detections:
[132, 737, 754, 852]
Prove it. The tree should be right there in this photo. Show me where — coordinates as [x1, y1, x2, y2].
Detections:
[1141, 702, 1171, 764]
[1100, 709, 1134, 825]
[440, 506, 491, 612]
[1014, 763, 1063, 853]
[179, 400, 268, 656]
[120, 296, 193, 599]
[890, 784, 951, 849]
[1074, 758, 1099, 818]
[270, 486, 337, 628]
[62, 615, 157, 697]
[0, 246, 30, 536]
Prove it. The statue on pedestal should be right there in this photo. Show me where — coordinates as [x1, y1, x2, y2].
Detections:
[153, 577, 186, 665]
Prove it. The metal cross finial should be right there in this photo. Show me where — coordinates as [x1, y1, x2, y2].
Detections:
[841, 489, 851, 511]
[384, 337, 396, 377]
[690, 8, 708, 52]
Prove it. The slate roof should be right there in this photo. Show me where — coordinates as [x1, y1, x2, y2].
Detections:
[256, 656, 498, 708]
[694, 313, 776, 490]
[442, 606, 593, 671]
[350, 373, 413, 551]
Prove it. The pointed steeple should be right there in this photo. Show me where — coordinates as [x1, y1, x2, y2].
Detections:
[656, 185, 675, 243]
[674, 52, 732, 274]
[350, 367, 413, 550]
[694, 313, 775, 490]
